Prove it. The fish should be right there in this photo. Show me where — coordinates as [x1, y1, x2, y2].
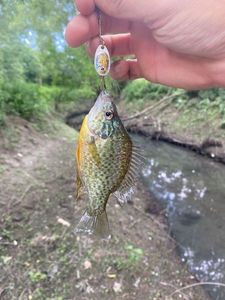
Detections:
[75, 91, 142, 238]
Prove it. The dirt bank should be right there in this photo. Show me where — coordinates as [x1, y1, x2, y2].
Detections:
[0, 116, 209, 300]
[119, 98, 225, 164]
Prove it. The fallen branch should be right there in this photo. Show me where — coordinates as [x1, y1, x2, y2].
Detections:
[19, 184, 32, 202]
[160, 282, 189, 300]
[123, 93, 183, 122]
[164, 281, 225, 298]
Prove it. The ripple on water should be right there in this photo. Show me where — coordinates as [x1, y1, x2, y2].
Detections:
[135, 135, 225, 300]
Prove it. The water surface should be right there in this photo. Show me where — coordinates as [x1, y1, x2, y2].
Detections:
[136, 135, 225, 300]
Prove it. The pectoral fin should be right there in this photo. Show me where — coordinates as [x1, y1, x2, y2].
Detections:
[88, 136, 101, 166]
[75, 172, 83, 201]
[75, 139, 83, 200]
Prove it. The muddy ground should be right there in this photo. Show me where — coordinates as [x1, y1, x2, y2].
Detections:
[0, 116, 210, 300]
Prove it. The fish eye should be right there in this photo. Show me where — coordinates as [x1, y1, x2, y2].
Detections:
[105, 111, 113, 120]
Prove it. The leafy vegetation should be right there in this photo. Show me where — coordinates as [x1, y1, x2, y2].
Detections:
[1, 0, 225, 135]
[0, 0, 98, 125]
[122, 79, 170, 102]
[122, 79, 225, 123]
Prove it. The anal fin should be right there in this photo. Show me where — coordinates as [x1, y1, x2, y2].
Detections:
[114, 142, 145, 205]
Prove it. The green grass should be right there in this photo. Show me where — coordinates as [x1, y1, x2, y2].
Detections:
[106, 243, 144, 271]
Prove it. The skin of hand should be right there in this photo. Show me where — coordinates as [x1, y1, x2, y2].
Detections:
[65, 0, 225, 89]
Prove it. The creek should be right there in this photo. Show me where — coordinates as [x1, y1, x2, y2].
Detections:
[135, 135, 225, 300]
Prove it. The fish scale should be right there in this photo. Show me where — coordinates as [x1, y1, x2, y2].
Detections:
[75, 92, 138, 237]
[80, 119, 132, 211]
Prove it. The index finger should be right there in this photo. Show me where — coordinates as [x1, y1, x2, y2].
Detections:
[65, 12, 131, 47]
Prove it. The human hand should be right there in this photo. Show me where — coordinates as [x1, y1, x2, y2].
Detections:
[65, 0, 225, 89]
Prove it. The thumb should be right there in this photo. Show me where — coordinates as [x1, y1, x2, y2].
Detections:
[95, 0, 148, 20]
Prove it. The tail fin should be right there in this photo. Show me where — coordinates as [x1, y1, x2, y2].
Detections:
[75, 210, 111, 239]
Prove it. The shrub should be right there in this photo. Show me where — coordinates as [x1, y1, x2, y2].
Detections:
[56, 86, 96, 104]
[3, 82, 57, 120]
[122, 79, 170, 103]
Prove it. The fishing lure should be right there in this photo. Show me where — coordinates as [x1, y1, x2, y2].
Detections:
[94, 11, 110, 79]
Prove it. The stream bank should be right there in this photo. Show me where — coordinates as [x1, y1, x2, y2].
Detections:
[121, 101, 225, 164]
[0, 115, 209, 300]
[120, 81, 225, 164]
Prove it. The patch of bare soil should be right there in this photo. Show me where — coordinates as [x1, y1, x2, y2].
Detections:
[0, 117, 210, 300]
